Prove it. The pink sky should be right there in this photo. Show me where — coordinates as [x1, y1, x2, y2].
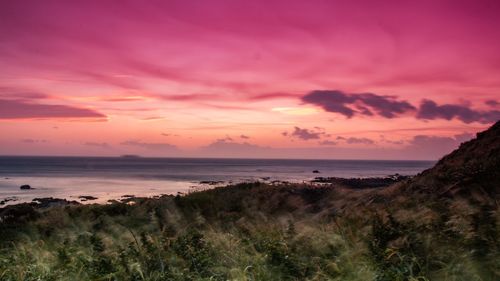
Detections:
[0, 0, 499, 160]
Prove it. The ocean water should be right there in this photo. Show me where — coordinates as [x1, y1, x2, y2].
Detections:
[0, 156, 434, 204]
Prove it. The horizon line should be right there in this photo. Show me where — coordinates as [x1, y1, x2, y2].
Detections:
[0, 154, 437, 162]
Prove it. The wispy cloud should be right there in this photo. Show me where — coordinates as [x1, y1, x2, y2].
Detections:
[0, 99, 106, 120]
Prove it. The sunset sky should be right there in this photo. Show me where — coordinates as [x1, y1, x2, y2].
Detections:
[1, 0, 499, 159]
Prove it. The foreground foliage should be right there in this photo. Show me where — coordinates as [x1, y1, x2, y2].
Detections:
[0, 182, 498, 281]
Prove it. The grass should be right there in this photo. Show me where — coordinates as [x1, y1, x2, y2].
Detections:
[0, 182, 498, 281]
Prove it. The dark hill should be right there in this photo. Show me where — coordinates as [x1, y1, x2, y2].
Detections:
[406, 120, 500, 201]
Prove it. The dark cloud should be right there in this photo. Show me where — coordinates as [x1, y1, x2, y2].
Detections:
[318, 140, 337, 146]
[355, 93, 416, 118]
[302, 90, 499, 124]
[355, 105, 374, 116]
[240, 134, 250, 139]
[345, 137, 375, 145]
[302, 90, 357, 118]
[291, 127, 322, 140]
[417, 99, 500, 124]
[283, 127, 334, 141]
[83, 142, 110, 148]
[121, 140, 178, 150]
[0, 99, 106, 119]
[485, 99, 499, 107]
[302, 90, 415, 119]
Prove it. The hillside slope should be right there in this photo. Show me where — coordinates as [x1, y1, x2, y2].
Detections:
[406, 120, 500, 201]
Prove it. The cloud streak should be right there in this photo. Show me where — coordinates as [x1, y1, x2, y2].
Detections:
[0, 99, 106, 120]
[345, 137, 375, 145]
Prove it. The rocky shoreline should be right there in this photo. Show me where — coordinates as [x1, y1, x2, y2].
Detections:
[0, 174, 413, 209]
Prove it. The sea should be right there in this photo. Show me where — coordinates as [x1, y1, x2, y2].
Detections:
[0, 156, 434, 205]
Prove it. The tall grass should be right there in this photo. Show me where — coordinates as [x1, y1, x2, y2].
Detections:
[0, 182, 498, 280]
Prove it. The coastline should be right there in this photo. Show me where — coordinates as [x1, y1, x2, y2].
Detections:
[0, 174, 412, 208]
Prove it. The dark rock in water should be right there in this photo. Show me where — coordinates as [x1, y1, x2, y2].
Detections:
[121, 194, 136, 198]
[0, 197, 18, 206]
[200, 180, 224, 185]
[312, 170, 320, 173]
[20, 185, 32, 190]
[78, 195, 98, 201]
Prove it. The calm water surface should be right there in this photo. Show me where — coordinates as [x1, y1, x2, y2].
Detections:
[0, 156, 434, 204]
